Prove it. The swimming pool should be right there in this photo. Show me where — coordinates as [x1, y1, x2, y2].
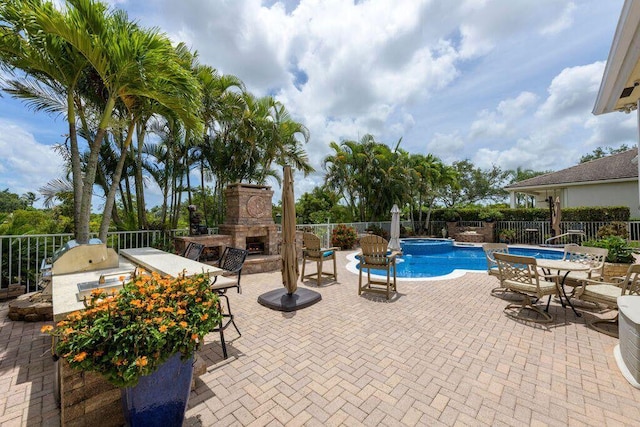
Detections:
[347, 241, 564, 280]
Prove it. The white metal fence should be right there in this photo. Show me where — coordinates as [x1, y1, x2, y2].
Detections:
[3, 220, 640, 293]
[0, 229, 188, 292]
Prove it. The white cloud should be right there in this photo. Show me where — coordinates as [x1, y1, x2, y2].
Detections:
[540, 1, 576, 35]
[536, 62, 606, 120]
[0, 120, 65, 201]
[0, 0, 632, 205]
[426, 132, 465, 163]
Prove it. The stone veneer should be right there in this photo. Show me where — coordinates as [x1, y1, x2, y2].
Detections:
[59, 360, 124, 427]
[58, 355, 207, 426]
[446, 221, 496, 243]
[217, 183, 279, 257]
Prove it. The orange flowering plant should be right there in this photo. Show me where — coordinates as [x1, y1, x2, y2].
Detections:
[41, 271, 222, 387]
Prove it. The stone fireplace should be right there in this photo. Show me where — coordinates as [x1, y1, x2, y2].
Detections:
[175, 183, 281, 273]
[217, 183, 279, 256]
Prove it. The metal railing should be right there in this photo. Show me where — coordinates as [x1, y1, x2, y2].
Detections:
[0, 229, 188, 291]
[4, 220, 640, 293]
[543, 230, 586, 246]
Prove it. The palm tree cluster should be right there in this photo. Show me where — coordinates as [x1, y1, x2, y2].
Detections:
[323, 134, 457, 229]
[0, 0, 312, 243]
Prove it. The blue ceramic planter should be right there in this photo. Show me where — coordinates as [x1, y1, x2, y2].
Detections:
[121, 353, 194, 427]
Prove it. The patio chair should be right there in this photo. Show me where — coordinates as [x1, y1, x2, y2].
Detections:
[358, 234, 398, 300]
[494, 252, 560, 323]
[559, 244, 608, 297]
[482, 243, 509, 297]
[182, 242, 205, 261]
[301, 232, 338, 286]
[210, 247, 248, 359]
[574, 263, 640, 337]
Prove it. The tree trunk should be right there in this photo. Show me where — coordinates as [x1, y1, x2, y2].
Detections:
[99, 120, 135, 242]
[135, 123, 148, 230]
[78, 96, 116, 243]
[200, 159, 207, 227]
[68, 91, 83, 240]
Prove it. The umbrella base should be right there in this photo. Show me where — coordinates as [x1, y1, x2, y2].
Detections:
[257, 288, 321, 312]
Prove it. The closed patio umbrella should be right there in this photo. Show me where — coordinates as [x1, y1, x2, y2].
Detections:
[552, 196, 562, 237]
[281, 165, 298, 295]
[257, 166, 321, 312]
[388, 204, 401, 252]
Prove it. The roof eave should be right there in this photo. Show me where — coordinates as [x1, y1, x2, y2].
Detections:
[506, 176, 637, 191]
[593, 0, 640, 115]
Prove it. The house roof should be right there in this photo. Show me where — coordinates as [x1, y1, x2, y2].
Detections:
[505, 148, 638, 190]
[593, 0, 640, 115]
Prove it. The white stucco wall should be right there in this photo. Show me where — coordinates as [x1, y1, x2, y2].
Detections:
[567, 181, 640, 217]
[528, 181, 639, 218]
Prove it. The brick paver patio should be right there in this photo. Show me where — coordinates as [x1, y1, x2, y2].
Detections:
[2, 250, 640, 426]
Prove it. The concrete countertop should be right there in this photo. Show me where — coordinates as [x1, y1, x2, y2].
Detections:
[52, 258, 137, 321]
[120, 247, 224, 278]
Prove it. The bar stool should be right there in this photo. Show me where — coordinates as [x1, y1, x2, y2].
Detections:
[210, 247, 248, 358]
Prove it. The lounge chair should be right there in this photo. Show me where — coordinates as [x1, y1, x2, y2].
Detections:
[574, 263, 640, 336]
[358, 235, 398, 300]
[494, 252, 559, 323]
[301, 233, 338, 286]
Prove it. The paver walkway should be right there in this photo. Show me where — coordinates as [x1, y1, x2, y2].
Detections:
[1, 250, 640, 426]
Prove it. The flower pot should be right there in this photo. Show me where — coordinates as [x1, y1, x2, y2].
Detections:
[121, 353, 194, 427]
[603, 262, 632, 281]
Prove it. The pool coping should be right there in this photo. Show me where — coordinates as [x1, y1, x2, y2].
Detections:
[345, 243, 564, 282]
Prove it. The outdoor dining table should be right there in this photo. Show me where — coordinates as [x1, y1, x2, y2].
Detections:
[535, 258, 590, 317]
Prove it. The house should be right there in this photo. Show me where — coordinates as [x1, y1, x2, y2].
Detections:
[591, 0, 640, 216]
[504, 148, 639, 217]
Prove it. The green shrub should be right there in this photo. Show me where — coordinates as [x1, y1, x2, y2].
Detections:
[427, 206, 631, 222]
[583, 236, 635, 263]
[365, 224, 389, 240]
[596, 221, 629, 239]
[400, 225, 413, 237]
[331, 224, 358, 249]
[498, 229, 516, 242]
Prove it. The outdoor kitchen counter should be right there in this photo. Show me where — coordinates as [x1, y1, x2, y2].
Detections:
[119, 247, 224, 278]
[53, 248, 225, 321]
[52, 258, 138, 321]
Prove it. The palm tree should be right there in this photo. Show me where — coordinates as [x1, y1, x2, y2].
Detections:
[1, 0, 202, 242]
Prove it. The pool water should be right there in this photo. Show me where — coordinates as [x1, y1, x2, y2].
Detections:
[359, 245, 563, 279]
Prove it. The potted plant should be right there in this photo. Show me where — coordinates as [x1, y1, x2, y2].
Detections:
[498, 229, 516, 244]
[583, 236, 636, 280]
[42, 271, 222, 426]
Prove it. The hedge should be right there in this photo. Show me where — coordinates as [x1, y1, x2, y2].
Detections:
[425, 206, 630, 222]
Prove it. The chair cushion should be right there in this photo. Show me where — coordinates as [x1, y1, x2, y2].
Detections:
[210, 276, 238, 291]
[322, 250, 334, 257]
[504, 279, 556, 295]
[580, 284, 623, 305]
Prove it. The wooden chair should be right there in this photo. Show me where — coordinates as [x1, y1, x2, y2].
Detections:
[561, 244, 608, 291]
[574, 263, 640, 337]
[301, 233, 338, 286]
[494, 252, 559, 323]
[358, 235, 398, 300]
[482, 243, 509, 297]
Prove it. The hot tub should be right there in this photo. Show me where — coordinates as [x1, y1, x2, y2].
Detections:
[400, 238, 454, 255]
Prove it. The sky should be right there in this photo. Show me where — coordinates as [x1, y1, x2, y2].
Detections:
[0, 0, 637, 211]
